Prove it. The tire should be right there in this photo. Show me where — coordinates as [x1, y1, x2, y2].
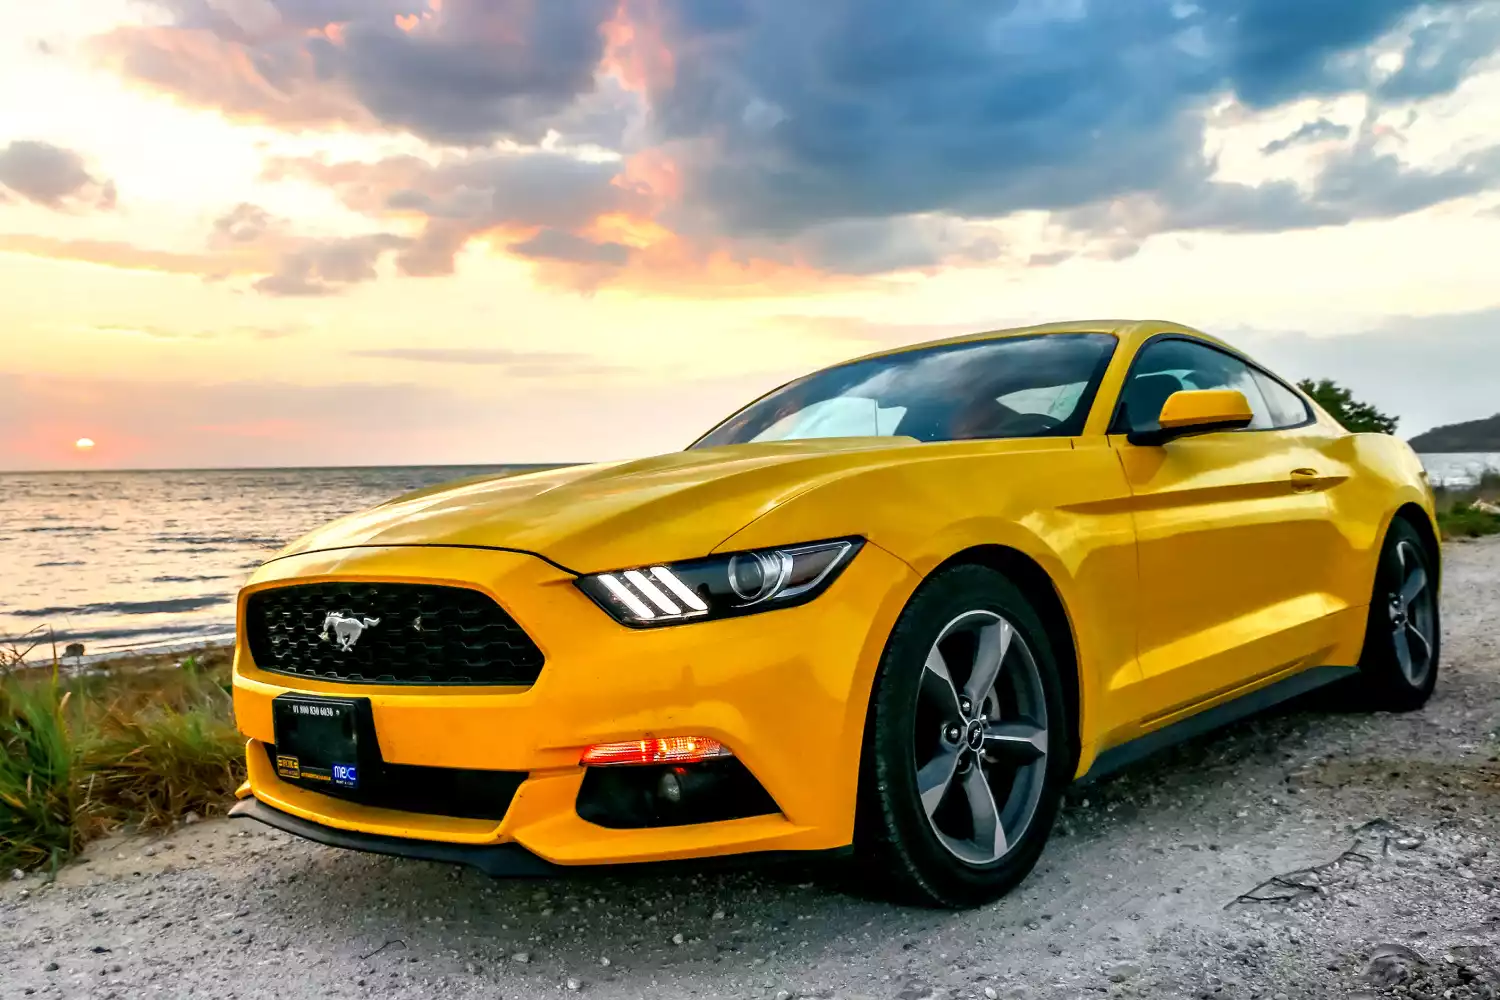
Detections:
[855, 564, 1072, 908]
[1356, 518, 1440, 712]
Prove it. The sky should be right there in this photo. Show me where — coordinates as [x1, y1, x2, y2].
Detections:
[2, 0, 1499, 471]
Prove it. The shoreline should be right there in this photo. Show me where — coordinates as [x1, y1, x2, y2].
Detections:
[5, 636, 234, 676]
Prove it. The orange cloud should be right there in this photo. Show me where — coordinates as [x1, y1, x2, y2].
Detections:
[311, 23, 349, 45]
[261, 147, 865, 297]
[89, 26, 373, 131]
[0, 233, 270, 277]
[613, 147, 682, 204]
[601, 0, 675, 93]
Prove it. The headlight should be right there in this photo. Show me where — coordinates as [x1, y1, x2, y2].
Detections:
[575, 537, 864, 627]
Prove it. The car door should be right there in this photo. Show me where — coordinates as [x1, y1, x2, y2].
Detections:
[1109, 335, 1345, 728]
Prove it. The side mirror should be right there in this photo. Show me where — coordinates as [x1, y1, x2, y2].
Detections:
[1128, 389, 1254, 446]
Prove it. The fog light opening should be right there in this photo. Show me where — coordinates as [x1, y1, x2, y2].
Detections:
[576, 757, 780, 830]
[657, 767, 685, 805]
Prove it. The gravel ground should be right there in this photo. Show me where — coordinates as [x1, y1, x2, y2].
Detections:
[4, 537, 1498, 1000]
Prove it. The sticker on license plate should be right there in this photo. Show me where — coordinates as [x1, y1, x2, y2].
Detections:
[271, 693, 372, 791]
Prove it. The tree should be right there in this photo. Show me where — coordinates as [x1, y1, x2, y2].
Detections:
[1295, 379, 1399, 435]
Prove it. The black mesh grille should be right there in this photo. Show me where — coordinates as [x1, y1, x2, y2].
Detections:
[245, 582, 544, 686]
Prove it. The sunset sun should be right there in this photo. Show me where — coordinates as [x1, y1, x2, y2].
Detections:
[74, 437, 95, 451]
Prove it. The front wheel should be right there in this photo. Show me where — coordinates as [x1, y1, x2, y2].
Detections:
[1356, 518, 1440, 712]
[855, 565, 1072, 908]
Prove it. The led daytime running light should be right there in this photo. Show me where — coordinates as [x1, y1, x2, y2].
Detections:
[596, 566, 710, 623]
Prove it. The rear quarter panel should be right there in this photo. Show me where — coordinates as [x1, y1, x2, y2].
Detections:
[1320, 431, 1440, 613]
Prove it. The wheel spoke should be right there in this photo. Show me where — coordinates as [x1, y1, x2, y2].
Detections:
[1406, 621, 1433, 664]
[964, 619, 1013, 705]
[1393, 625, 1415, 681]
[1400, 565, 1428, 610]
[917, 746, 960, 818]
[983, 721, 1048, 763]
[963, 767, 1007, 861]
[922, 647, 963, 719]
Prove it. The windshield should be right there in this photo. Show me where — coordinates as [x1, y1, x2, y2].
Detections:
[691, 333, 1118, 448]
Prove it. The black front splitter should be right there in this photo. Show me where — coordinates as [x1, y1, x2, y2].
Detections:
[228, 797, 560, 876]
[229, 796, 855, 878]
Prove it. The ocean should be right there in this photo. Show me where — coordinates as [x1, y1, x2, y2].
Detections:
[2, 452, 1497, 662]
[0, 466, 549, 661]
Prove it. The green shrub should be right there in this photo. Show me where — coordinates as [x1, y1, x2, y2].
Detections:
[0, 674, 84, 871]
[1, 654, 245, 871]
[1437, 503, 1500, 540]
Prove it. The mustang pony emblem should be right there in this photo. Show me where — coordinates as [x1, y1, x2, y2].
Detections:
[320, 612, 381, 651]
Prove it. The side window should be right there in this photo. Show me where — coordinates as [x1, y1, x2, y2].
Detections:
[1252, 370, 1312, 429]
[1116, 338, 1273, 433]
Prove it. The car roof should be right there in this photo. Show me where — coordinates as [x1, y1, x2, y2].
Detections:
[841, 319, 1235, 366]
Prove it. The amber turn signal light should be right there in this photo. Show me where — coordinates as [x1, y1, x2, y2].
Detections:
[580, 736, 732, 766]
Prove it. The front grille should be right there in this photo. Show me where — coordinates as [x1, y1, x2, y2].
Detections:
[245, 582, 544, 686]
[262, 744, 524, 821]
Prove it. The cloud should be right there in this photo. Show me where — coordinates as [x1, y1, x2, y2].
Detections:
[637, 0, 1500, 241]
[1260, 117, 1353, 154]
[351, 346, 625, 376]
[1057, 136, 1500, 245]
[87, 322, 304, 340]
[509, 228, 631, 266]
[1374, 2, 1500, 102]
[85, 0, 1500, 286]
[0, 140, 117, 211]
[0, 202, 409, 296]
[263, 148, 837, 292]
[0, 233, 255, 276]
[265, 149, 643, 277]
[95, 0, 618, 144]
[251, 232, 410, 296]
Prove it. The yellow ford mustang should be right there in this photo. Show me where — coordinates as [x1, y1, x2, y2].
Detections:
[229, 320, 1440, 908]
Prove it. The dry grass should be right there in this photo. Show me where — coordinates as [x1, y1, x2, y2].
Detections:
[0, 649, 244, 872]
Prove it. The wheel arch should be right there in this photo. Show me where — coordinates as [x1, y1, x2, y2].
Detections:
[1391, 502, 1442, 590]
[928, 544, 1083, 774]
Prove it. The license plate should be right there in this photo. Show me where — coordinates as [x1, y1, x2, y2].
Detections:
[271, 694, 373, 790]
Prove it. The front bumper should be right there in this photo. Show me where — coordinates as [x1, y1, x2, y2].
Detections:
[232, 541, 919, 867]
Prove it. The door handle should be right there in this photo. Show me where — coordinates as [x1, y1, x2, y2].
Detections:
[1290, 468, 1319, 493]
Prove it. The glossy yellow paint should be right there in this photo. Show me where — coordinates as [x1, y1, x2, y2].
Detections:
[1157, 389, 1254, 433]
[232, 319, 1438, 866]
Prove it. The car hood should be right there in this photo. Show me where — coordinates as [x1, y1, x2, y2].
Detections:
[271, 437, 928, 573]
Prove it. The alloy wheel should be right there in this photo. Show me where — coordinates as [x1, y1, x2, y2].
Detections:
[1388, 540, 1436, 687]
[913, 610, 1049, 866]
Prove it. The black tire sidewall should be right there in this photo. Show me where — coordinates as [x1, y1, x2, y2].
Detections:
[1359, 518, 1440, 710]
[858, 564, 1072, 907]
